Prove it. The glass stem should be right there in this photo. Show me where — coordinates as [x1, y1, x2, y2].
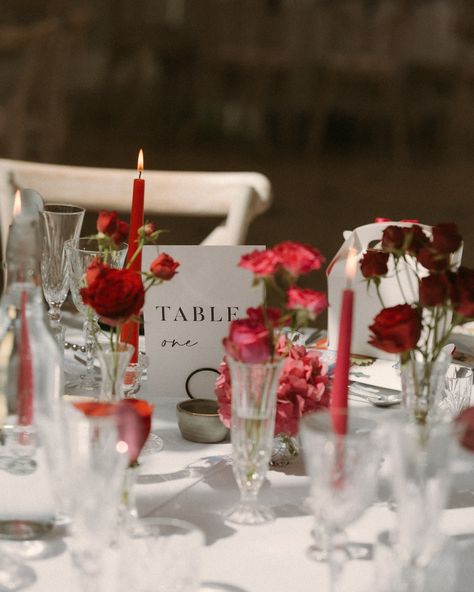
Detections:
[83, 317, 97, 389]
[48, 303, 62, 324]
[328, 527, 349, 592]
[241, 490, 258, 507]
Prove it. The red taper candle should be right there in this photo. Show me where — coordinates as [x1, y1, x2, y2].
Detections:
[18, 291, 33, 426]
[330, 248, 357, 435]
[121, 149, 145, 363]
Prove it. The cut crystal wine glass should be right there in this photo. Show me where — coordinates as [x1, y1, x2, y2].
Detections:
[64, 237, 127, 394]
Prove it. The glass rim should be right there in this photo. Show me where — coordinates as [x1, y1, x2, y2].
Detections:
[42, 204, 86, 214]
[64, 237, 128, 253]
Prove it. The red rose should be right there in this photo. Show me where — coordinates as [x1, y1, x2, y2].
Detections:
[115, 399, 153, 465]
[405, 225, 429, 255]
[449, 267, 474, 318]
[150, 253, 180, 280]
[239, 249, 280, 276]
[456, 407, 474, 452]
[419, 274, 449, 307]
[432, 223, 462, 254]
[97, 210, 118, 236]
[81, 263, 144, 326]
[272, 241, 325, 276]
[84, 257, 105, 287]
[287, 287, 328, 319]
[369, 304, 421, 354]
[223, 318, 271, 363]
[111, 219, 129, 246]
[381, 226, 406, 253]
[74, 398, 153, 465]
[360, 250, 389, 278]
[417, 246, 449, 272]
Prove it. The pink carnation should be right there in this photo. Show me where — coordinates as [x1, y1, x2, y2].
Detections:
[273, 241, 325, 276]
[287, 287, 328, 319]
[215, 343, 330, 437]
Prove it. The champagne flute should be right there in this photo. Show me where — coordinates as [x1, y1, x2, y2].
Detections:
[225, 358, 284, 525]
[40, 204, 85, 335]
[64, 238, 127, 394]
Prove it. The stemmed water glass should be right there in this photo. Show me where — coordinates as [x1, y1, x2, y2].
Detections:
[40, 204, 85, 336]
[383, 418, 459, 590]
[301, 409, 381, 592]
[58, 406, 128, 592]
[64, 237, 127, 393]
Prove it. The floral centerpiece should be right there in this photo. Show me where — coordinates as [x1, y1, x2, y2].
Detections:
[360, 222, 473, 424]
[216, 241, 330, 462]
[80, 210, 179, 400]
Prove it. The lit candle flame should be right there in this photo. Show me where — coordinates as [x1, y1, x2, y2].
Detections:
[137, 149, 144, 175]
[13, 190, 21, 217]
[345, 247, 357, 288]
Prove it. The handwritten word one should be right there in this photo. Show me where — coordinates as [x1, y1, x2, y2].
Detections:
[155, 305, 239, 323]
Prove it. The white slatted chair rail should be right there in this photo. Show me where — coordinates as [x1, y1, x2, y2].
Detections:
[0, 158, 272, 257]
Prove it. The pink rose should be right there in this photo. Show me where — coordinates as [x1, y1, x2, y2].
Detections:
[287, 287, 328, 319]
[247, 306, 285, 327]
[223, 318, 271, 363]
[239, 249, 280, 276]
[273, 241, 325, 276]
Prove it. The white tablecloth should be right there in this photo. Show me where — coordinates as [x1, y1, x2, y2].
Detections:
[2, 391, 474, 592]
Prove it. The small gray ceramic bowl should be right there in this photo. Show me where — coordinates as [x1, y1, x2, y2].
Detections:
[176, 398, 229, 443]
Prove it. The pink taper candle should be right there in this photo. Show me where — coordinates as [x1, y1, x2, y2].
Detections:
[331, 248, 357, 435]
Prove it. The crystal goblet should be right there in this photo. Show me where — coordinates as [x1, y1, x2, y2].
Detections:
[64, 238, 127, 393]
[39, 204, 85, 333]
[301, 408, 381, 592]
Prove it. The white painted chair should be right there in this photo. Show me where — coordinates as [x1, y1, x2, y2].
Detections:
[0, 158, 272, 258]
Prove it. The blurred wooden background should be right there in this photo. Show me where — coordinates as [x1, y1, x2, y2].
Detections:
[1, 0, 473, 295]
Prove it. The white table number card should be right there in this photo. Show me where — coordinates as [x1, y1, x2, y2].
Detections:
[142, 245, 263, 400]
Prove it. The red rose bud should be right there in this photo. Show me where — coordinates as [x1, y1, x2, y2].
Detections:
[239, 248, 280, 277]
[417, 246, 449, 272]
[405, 225, 429, 255]
[81, 265, 144, 326]
[97, 210, 118, 236]
[223, 318, 271, 363]
[360, 250, 389, 278]
[150, 253, 180, 280]
[272, 241, 325, 276]
[287, 287, 328, 319]
[419, 274, 449, 307]
[369, 304, 421, 354]
[381, 225, 406, 253]
[143, 222, 156, 237]
[111, 219, 129, 246]
[449, 267, 474, 318]
[432, 223, 462, 254]
[116, 398, 153, 465]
